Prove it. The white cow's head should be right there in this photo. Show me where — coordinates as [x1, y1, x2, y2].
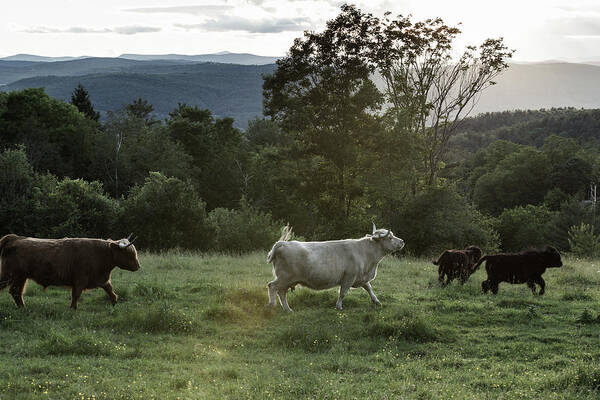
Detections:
[371, 222, 405, 253]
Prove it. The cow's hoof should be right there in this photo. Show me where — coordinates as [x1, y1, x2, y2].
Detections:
[374, 300, 381, 306]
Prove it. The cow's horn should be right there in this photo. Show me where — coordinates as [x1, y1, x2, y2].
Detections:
[126, 235, 138, 248]
[372, 222, 376, 235]
[126, 232, 133, 241]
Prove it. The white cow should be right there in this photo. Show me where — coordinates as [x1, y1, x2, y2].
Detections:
[266, 223, 405, 311]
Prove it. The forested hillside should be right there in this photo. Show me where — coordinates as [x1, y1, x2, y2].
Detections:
[451, 108, 600, 156]
[1, 62, 275, 127]
[4, 57, 600, 130]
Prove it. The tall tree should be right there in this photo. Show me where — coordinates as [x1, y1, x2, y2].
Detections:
[70, 83, 100, 122]
[126, 97, 158, 125]
[263, 5, 384, 237]
[377, 16, 514, 185]
[167, 104, 246, 210]
[95, 109, 192, 198]
[0, 88, 96, 179]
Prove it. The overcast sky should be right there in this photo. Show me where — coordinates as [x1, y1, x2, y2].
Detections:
[3, 0, 600, 61]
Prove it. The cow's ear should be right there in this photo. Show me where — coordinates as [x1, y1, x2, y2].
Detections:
[109, 242, 121, 250]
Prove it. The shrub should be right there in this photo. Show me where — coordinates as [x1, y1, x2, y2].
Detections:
[0, 146, 35, 234]
[472, 146, 551, 215]
[392, 186, 499, 256]
[495, 204, 555, 252]
[32, 177, 118, 238]
[121, 172, 212, 251]
[207, 198, 282, 253]
[546, 198, 593, 251]
[568, 222, 600, 258]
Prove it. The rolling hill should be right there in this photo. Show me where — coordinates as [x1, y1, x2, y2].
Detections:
[0, 54, 87, 62]
[1, 52, 279, 65]
[0, 57, 201, 85]
[118, 52, 279, 65]
[1, 62, 276, 127]
[3, 54, 600, 129]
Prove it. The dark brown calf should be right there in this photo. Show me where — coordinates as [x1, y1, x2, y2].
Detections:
[474, 246, 562, 295]
[0, 234, 140, 309]
[433, 245, 482, 287]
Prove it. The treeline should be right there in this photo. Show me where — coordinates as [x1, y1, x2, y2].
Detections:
[450, 108, 600, 157]
[0, 88, 282, 252]
[4, 89, 600, 256]
[3, 5, 600, 257]
[450, 133, 600, 253]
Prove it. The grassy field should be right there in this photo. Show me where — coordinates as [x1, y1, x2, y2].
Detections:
[0, 252, 599, 399]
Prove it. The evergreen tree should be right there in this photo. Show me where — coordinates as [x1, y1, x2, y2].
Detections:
[70, 83, 100, 121]
[126, 97, 157, 125]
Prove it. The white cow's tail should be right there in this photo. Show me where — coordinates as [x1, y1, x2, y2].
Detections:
[266, 224, 293, 264]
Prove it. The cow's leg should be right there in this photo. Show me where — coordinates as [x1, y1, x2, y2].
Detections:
[490, 281, 499, 295]
[362, 282, 380, 306]
[9, 277, 27, 308]
[438, 266, 445, 286]
[71, 286, 84, 310]
[101, 282, 118, 305]
[459, 268, 470, 285]
[481, 280, 488, 293]
[0, 269, 12, 291]
[527, 280, 537, 295]
[267, 279, 279, 307]
[277, 288, 293, 312]
[535, 276, 546, 295]
[336, 285, 351, 311]
[446, 270, 455, 286]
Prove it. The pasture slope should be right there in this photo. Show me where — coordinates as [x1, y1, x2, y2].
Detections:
[0, 252, 598, 399]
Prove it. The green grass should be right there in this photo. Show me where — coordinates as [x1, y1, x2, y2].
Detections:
[0, 252, 599, 399]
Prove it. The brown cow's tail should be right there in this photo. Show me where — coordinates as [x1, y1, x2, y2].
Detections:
[266, 225, 293, 264]
[471, 256, 488, 272]
[432, 250, 449, 266]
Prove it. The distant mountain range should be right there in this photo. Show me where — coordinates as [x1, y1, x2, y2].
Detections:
[1, 52, 279, 65]
[118, 52, 279, 65]
[0, 54, 89, 62]
[2, 53, 600, 128]
[1, 61, 276, 128]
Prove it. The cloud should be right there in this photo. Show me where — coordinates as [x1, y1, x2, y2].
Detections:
[123, 5, 233, 16]
[175, 16, 310, 33]
[22, 25, 161, 35]
[113, 26, 162, 35]
[23, 26, 109, 34]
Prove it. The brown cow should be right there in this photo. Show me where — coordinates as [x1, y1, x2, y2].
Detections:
[433, 245, 482, 287]
[0, 234, 140, 309]
[475, 246, 562, 295]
